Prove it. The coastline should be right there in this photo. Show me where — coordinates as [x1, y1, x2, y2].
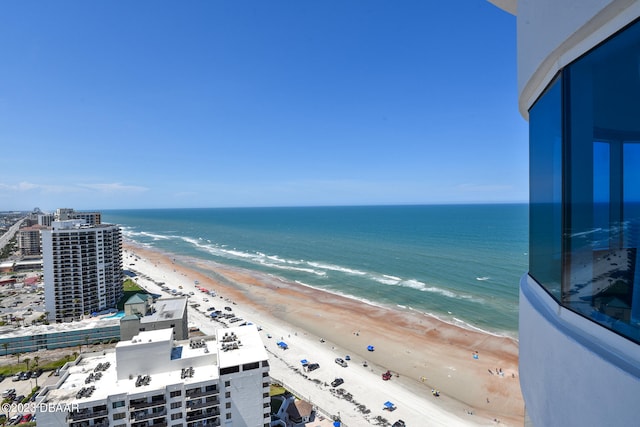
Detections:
[124, 240, 524, 426]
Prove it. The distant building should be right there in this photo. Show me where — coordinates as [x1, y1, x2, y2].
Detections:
[270, 393, 316, 427]
[56, 208, 102, 225]
[18, 224, 47, 256]
[36, 326, 271, 427]
[42, 220, 123, 322]
[38, 213, 54, 227]
[0, 318, 121, 354]
[120, 296, 189, 341]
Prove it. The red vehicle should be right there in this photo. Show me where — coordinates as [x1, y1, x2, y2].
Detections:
[382, 370, 392, 381]
[19, 414, 32, 423]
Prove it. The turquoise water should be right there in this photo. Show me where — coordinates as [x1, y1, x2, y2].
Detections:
[102, 204, 528, 337]
[103, 311, 125, 319]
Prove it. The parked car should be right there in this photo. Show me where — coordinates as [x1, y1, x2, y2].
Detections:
[19, 414, 32, 423]
[331, 378, 344, 387]
[335, 357, 348, 367]
[8, 414, 21, 425]
[307, 363, 320, 371]
[2, 388, 16, 398]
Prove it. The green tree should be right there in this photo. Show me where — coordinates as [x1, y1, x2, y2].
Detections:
[2, 342, 8, 358]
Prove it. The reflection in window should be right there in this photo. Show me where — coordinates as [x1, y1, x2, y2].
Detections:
[529, 18, 640, 343]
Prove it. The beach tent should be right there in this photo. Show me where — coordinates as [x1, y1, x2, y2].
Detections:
[277, 341, 288, 349]
[300, 359, 308, 366]
[384, 401, 396, 410]
[367, 345, 375, 352]
[333, 422, 341, 427]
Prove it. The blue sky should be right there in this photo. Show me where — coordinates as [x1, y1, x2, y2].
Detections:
[0, 1, 526, 211]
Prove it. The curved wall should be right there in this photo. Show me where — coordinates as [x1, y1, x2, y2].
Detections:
[517, 0, 639, 118]
[519, 274, 640, 427]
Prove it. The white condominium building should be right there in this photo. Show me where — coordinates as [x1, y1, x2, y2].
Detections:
[42, 220, 123, 323]
[36, 326, 271, 427]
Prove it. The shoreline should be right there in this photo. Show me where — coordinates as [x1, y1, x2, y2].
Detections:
[123, 239, 525, 426]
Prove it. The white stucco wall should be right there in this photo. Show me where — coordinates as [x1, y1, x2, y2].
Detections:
[516, 0, 639, 118]
[519, 275, 640, 427]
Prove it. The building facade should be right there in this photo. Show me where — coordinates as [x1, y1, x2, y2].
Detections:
[489, 1, 640, 426]
[56, 208, 102, 225]
[18, 225, 46, 256]
[42, 220, 123, 322]
[36, 326, 271, 427]
[120, 296, 189, 341]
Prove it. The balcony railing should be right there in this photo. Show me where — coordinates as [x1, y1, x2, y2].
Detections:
[186, 398, 219, 410]
[129, 399, 167, 410]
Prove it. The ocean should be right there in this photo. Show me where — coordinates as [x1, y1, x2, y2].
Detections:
[102, 204, 528, 338]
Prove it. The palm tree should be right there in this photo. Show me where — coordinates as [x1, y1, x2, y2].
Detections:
[24, 357, 30, 372]
[33, 356, 40, 368]
[2, 342, 8, 358]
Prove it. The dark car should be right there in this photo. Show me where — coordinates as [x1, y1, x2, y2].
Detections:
[331, 378, 344, 387]
[307, 363, 320, 371]
[392, 420, 406, 427]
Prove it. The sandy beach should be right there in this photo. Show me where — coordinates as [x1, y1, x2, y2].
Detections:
[123, 241, 524, 426]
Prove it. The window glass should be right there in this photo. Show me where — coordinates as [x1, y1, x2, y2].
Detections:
[529, 75, 563, 299]
[564, 19, 640, 343]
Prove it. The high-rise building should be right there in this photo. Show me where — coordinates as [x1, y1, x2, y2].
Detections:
[56, 208, 102, 225]
[18, 224, 47, 256]
[36, 326, 271, 427]
[42, 220, 123, 322]
[488, 1, 640, 426]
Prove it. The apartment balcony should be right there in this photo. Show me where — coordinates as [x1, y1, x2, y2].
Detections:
[131, 409, 167, 422]
[186, 418, 220, 427]
[132, 421, 167, 427]
[186, 398, 219, 410]
[68, 409, 109, 422]
[185, 388, 218, 399]
[186, 409, 220, 422]
[129, 399, 167, 410]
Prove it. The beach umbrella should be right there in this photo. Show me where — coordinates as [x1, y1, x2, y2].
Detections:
[367, 345, 375, 351]
[300, 359, 308, 365]
[333, 422, 341, 427]
[384, 401, 394, 409]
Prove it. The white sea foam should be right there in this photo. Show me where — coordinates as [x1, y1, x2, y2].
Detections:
[476, 276, 490, 281]
[372, 275, 401, 285]
[260, 262, 326, 276]
[307, 261, 367, 276]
